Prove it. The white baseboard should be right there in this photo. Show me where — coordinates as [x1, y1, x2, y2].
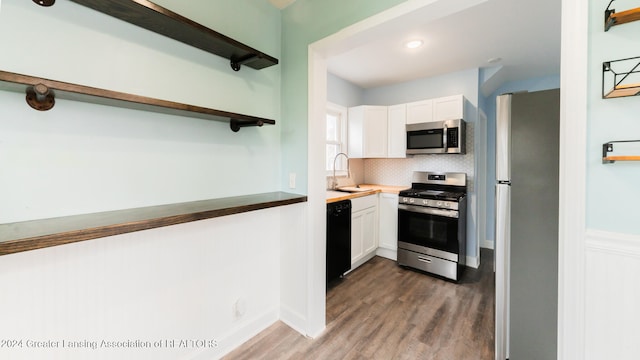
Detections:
[279, 305, 307, 336]
[466, 255, 479, 269]
[481, 239, 495, 250]
[189, 309, 278, 360]
[376, 247, 397, 261]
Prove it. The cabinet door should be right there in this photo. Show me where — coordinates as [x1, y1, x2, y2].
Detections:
[362, 206, 378, 254]
[347, 106, 364, 158]
[363, 106, 388, 158]
[347, 105, 388, 158]
[406, 99, 433, 124]
[433, 94, 464, 121]
[387, 104, 407, 158]
[351, 210, 365, 264]
[378, 193, 399, 250]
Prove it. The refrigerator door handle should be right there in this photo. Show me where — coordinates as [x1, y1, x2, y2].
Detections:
[495, 184, 511, 360]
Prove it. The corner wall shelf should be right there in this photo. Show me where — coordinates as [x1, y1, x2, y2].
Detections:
[602, 140, 640, 163]
[605, 0, 640, 31]
[36, 0, 279, 71]
[602, 56, 640, 99]
[0, 70, 275, 132]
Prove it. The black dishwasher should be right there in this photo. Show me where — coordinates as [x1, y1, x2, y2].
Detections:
[326, 200, 352, 285]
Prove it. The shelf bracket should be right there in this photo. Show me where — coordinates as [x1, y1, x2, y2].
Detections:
[230, 54, 260, 72]
[605, 0, 617, 31]
[32, 0, 55, 7]
[230, 119, 264, 132]
[602, 56, 640, 99]
[25, 84, 55, 111]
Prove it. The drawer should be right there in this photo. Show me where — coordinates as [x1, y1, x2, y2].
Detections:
[397, 248, 459, 281]
[351, 195, 377, 212]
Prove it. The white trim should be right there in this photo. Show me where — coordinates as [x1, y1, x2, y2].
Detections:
[197, 309, 279, 360]
[375, 247, 397, 261]
[586, 229, 640, 258]
[466, 255, 479, 269]
[306, 48, 328, 338]
[481, 239, 495, 250]
[558, 0, 588, 358]
[279, 305, 308, 336]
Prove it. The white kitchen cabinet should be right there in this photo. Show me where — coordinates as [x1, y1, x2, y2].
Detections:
[348, 105, 388, 158]
[377, 193, 398, 261]
[350, 195, 378, 269]
[387, 104, 407, 158]
[406, 99, 433, 125]
[433, 94, 464, 121]
[406, 95, 465, 124]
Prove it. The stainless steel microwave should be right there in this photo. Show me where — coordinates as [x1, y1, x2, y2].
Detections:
[406, 119, 466, 155]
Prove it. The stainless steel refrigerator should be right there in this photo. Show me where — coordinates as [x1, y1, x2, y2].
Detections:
[495, 89, 560, 360]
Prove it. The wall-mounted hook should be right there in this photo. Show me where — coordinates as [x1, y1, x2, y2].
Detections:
[26, 84, 55, 111]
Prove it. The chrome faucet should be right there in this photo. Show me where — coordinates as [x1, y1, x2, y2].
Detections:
[331, 152, 349, 190]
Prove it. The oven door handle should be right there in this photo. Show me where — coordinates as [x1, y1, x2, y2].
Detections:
[398, 204, 459, 218]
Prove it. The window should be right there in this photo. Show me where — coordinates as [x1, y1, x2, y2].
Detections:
[326, 103, 348, 176]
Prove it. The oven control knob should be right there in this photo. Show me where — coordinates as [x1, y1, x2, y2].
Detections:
[409, 198, 414, 203]
[422, 200, 428, 205]
[437, 201, 442, 206]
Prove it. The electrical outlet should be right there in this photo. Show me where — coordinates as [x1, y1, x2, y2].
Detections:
[289, 173, 296, 189]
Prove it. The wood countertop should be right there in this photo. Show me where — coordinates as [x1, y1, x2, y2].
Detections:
[326, 184, 409, 203]
[0, 192, 307, 256]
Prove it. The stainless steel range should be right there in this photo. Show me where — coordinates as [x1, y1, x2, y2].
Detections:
[397, 171, 467, 281]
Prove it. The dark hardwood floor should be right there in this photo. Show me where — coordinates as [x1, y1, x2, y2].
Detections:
[224, 249, 494, 360]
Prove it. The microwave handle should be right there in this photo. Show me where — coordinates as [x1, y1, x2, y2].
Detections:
[443, 124, 448, 153]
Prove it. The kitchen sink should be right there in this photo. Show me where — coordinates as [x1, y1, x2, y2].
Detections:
[336, 186, 371, 193]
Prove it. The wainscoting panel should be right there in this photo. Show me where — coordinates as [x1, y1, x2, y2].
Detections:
[585, 229, 640, 360]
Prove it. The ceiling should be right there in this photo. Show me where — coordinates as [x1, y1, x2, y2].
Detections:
[318, 0, 561, 93]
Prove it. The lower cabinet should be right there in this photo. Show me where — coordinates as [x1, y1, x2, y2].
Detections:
[377, 193, 399, 261]
[350, 195, 378, 269]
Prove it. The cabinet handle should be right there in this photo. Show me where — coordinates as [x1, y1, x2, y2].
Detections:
[418, 256, 432, 264]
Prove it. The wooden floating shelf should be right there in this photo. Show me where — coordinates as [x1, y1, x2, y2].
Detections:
[0, 70, 275, 132]
[603, 156, 640, 162]
[602, 140, 640, 163]
[604, 83, 640, 98]
[605, 2, 640, 31]
[0, 192, 307, 256]
[61, 0, 279, 71]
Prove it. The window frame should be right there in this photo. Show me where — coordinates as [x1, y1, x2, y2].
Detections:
[326, 102, 348, 177]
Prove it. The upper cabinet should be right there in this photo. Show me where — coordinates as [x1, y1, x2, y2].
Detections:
[387, 104, 407, 158]
[348, 106, 388, 158]
[406, 99, 433, 124]
[406, 94, 464, 124]
[347, 94, 465, 159]
[433, 94, 465, 121]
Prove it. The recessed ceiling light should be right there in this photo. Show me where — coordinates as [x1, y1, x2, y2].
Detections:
[405, 40, 424, 49]
[487, 57, 502, 63]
